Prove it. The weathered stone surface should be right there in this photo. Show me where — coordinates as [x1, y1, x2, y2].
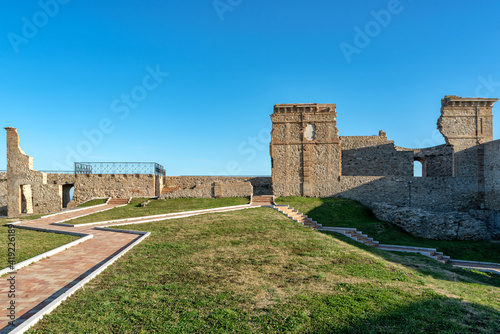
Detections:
[5, 128, 75, 216]
[341, 133, 414, 176]
[163, 176, 271, 195]
[73, 174, 157, 204]
[160, 181, 252, 199]
[372, 203, 489, 241]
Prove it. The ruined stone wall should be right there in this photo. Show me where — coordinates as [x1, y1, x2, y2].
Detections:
[484, 139, 500, 210]
[438, 96, 498, 177]
[270, 104, 341, 197]
[372, 203, 488, 241]
[338, 176, 478, 212]
[410, 144, 454, 177]
[163, 176, 272, 195]
[73, 174, 156, 203]
[46, 173, 76, 185]
[341, 134, 413, 176]
[160, 181, 252, 199]
[5, 128, 63, 216]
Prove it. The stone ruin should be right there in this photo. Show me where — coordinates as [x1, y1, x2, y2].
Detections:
[2, 95, 500, 240]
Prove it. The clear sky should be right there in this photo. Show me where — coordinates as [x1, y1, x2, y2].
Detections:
[1, 0, 499, 176]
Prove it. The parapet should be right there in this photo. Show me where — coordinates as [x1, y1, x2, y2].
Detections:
[273, 103, 336, 114]
[441, 95, 498, 108]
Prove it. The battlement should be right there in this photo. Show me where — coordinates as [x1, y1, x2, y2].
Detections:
[273, 103, 336, 114]
[442, 96, 498, 108]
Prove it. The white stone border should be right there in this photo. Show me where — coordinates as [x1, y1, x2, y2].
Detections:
[0, 226, 92, 277]
[40, 198, 111, 219]
[48, 203, 129, 226]
[53, 204, 253, 228]
[9, 229, 150, 334]
[6, 203, 256, 333]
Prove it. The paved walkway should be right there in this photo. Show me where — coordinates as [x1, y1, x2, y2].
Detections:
[0, 203, 254, 333]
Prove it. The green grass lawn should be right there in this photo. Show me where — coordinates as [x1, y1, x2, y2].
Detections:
[275, 197, 500, 263]
[68, 197, 250, 225]
[29, 208, 500, 333]
[77, 198, 108, 207]
[0, 226, 79, 268]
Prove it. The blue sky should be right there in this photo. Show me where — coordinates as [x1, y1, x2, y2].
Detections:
[1, 0, 499, 176]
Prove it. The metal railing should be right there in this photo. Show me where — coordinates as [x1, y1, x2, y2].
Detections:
[75, 162, 166, 176]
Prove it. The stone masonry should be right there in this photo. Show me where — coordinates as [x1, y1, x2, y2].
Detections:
[5, 128, 75, 216]
[270, 96, 500, 239]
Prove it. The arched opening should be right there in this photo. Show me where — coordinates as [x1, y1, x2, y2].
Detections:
[62, 184, 74, 208]
[413, 160, 423, 177]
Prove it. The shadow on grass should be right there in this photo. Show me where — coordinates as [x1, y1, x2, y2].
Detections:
[312, 295, 500, 333]
[320, 230, 500, 289]
[277, 197, 500, 263]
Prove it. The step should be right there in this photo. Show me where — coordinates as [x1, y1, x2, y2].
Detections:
[107, 198, 129, 205]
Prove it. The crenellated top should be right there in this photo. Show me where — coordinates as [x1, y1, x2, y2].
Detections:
[441, 95, 498, 108]
[273, 103, 336, 114]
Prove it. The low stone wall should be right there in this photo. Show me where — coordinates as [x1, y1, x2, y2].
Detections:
[163, 176, 271, 195]
[372, 203, 489, 241]
[73, 174, 157, 204]
[161, 181, 252, 199]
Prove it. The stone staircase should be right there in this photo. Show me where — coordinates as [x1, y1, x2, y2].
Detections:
[274, 205, 322, 229]
[107, 198, 130, 205]
[251, 195, 275, 207]
[320, 226, 450, 264]
[320, 227, 380, 247]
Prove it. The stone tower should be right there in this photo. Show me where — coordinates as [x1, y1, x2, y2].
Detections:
[438, 95, 498, 177]
[270, 104, 341, 197]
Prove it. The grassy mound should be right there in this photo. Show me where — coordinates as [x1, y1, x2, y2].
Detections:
[30, 208, 500, 333]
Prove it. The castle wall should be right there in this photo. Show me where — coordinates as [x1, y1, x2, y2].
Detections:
[270, 104, 341, 197]
[411, 144, 454, 177]
[5, 128, 64, 216]
[73, 174, 157, 203]
[339, 176, 478, 212]
[484, 139, 500, 210]
[163, 176, 272, 195]
[341, 134, 413, 176]
[161, 181, 253, 199]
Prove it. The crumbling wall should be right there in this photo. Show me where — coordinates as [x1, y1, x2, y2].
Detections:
[372, 203, 489, 241]
[270, 104, 341, 197]
[5, 128, 63, 216]
[161, 181, 252, 199]
[341, 133, 413, 176]
[163, 176, 271, 195]
[339, 176, 478, 212]
[73, 174, 157, 203]
[438, 96, 498, 177]
[410, 144, 454, 177]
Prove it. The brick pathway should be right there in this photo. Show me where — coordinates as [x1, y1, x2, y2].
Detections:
[0, 203, 253, 333]
[0, 203, 136, 333]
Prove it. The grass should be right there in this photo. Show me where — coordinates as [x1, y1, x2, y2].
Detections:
[0, 226, 79, 269]
[67, 197, 250, 225]
[275, 197, 500, 263]
[77, 198, 108, 207]
[29, 208, 500, 333]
